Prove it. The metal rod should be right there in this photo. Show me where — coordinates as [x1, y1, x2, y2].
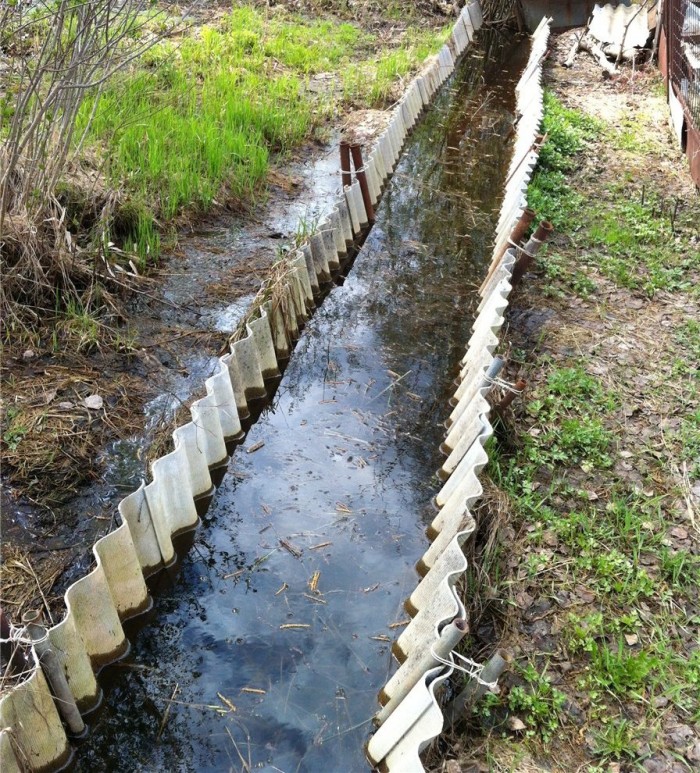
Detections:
[444, 648, 512, 727]
[447, 355, 505, 414]
[22, 610, 85, 736]
[375, 618, 468, 726]
[349, 143, 376, 224]
[339, 140, 351, 189]
[495, 378, 526, 413]
[510, 219, 554, 285]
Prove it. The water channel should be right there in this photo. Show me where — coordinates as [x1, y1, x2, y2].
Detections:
[76, 30, 529, 772]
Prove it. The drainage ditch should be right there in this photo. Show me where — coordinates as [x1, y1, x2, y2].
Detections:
[73, 30, 529, 773]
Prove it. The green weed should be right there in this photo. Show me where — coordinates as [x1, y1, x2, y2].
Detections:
[2, 407, 27, 452]
[591, 719, 639, 760]
[524, 365, 617, 469]
[589, 642, 660, 695]
[679, 408, 700, 477]
[527, 92, 601, 229]
[78, 7, 446, 259]
[675, 319, 700, 362]
[660, 547, 700, 591]
[507, 664, 567, 742]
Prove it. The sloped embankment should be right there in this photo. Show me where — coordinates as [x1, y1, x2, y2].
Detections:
[441, 29, 700, 773]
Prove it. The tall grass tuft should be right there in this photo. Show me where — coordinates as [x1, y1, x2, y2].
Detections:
[77, 7, 447, 258]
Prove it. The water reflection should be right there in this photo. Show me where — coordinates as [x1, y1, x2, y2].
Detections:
[76, 30, 527, 773]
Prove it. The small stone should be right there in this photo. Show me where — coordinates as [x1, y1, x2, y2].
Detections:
[669, 526, 688, 540]
[652, 695, 669, 708]
[22, 349, 36, 360]
[667, 724, 694, 750]
[58, 401, 74, 410]
[445, 761, 461, 773]
[507, 716, 527, 732]
[687, 741, 700, 762]
[624, 633, 639, 646]
[643, 760, 666, 773]
[83, 394, 104, 410]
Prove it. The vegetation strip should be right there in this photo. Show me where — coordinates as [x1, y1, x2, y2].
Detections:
[441, 39, 700, 773]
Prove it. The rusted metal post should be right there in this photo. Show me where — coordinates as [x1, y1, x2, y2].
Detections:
[510, 220, 554, 286]
[339, 140, 352, 189]
[507, 208, 537, 252]
[494, 378, 526, 414]
[349, 143, 376, 224]
[22, 610, 85, 736]
[479, 208, 537, 294]
[0, 607, 30, 675]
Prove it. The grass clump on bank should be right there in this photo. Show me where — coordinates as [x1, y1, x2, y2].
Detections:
[78, 6, 447, 261]
[2, 1, 448, 346]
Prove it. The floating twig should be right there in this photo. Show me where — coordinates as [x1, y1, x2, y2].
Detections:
[279, 539, 302, 558]
[308, 570, 321, 593]
[217, 692, 237, 713]
[157, 683, 179, 741]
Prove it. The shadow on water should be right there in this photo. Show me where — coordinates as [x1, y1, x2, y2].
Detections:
[75, 30, 528, 773]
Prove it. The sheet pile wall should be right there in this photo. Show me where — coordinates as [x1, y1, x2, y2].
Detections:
[368, 17, 551, 772]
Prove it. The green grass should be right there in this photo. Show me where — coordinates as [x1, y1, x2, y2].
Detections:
[591, 720, 640, 761]
[506, 665, 567, 743]
[522, 365, 617, 469]
[476, 353, 700, 763]
[343, 27, 449, 105]
[468, 84, 699, 771]
[680, 407, 700, 478]
[529, 94, 700, 298]
[2, 407, 28, 453]
[77, 6, 447, 259]
[527, 91, 601, 230]
[589, 197, 698, 296]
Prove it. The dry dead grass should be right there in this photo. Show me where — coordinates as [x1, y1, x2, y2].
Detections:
[1, 365, 142, 506]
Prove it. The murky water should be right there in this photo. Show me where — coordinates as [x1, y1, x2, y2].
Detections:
[76, 31, 528, 773]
